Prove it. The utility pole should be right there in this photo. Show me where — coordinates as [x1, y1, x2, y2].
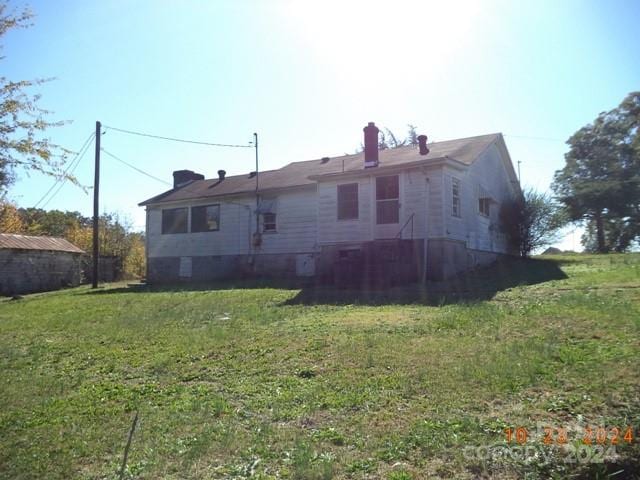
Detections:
[92, 121, 101, 289]
[517, 159, 522, 184]
[254, 132, 259, 233]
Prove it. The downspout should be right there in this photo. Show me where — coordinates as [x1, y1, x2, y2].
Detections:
[145, 207, 150, 283]
[422, 176, 430, 283]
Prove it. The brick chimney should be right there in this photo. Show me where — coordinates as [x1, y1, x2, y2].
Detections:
[218, 170, 226, 181]
[363, 122, 379, 168]
[418, 135, 429, 155]
[173, 170, 204, 188]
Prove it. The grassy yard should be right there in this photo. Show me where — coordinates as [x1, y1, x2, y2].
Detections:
[1, 254, 639, 479]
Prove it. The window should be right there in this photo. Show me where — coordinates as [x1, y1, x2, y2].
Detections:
[191, 204, 220, 232]
[479, 198, 491, 217]
[452, 178, 461, 217]
[162, 208, 188, 234]
[263, 213, 277, 232]
[337, 183, 358, 220]
[376, 175, 399, 224]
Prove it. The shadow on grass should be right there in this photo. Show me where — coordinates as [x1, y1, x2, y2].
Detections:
[284, 257, 568, 306]
[84, 257, 567, 306]
[82, 278, 305, 296]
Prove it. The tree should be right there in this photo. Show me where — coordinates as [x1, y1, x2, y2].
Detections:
[0, 199, 24, 232]
[581, 215, 639, 253]
[384, 128, 406, 148]
[552, 92, 640, 252]
[407, 124, 419, 146]
[355, 125, 418, 152]
[1, 2, 71, 194]
[2, 206, 146, 279]
[500, 188, 566, 257]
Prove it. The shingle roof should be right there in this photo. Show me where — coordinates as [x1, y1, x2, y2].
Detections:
[140, 133, 501, 206]
[0, 234, 85, 254]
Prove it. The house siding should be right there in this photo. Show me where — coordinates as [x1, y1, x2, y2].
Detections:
[145, 188, 319, 282]
[317, 177, 373, 244]
[443, 144, 517, 255]
[143, 138, 520, 284]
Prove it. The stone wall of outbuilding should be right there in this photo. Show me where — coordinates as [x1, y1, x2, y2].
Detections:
[0, 249, 84, 295]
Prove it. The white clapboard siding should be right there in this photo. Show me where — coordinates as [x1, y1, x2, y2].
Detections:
[400, 168, 428, 239]
[317, 178, 373, 244]
[258, 189, 318, 254]
[147, 199, 253, 258]
[443, 143, 517, 253]
[425, 168, 444, 238]
[146, 188, 319, 258]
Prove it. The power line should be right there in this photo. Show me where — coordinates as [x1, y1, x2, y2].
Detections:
[504, 134, 566, 143]
[103, 125, 253, 148]
[33, 131, 96, 208]
[41, 136, 94, 209]
[101, 148, 172, 186]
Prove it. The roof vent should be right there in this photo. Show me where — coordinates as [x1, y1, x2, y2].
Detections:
[418, 135, 429, 155]
[218, 169, 226, 180]
[248, 171, 257, 179]
[320, 157, 330, 164]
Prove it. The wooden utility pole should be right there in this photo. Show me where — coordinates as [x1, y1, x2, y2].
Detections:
[254, 132, 259, 233]
[92, 121, 101, 289]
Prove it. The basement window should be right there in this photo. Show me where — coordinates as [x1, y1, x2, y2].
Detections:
[263, 213, 277, 232]
[191, 204, 220, 232]
[452, 178, 461, 217]
[162, 207, 188, 234]
[376, 175, 399, 224]
[479, 198, 491, 217]
[337, 183, 358, 220]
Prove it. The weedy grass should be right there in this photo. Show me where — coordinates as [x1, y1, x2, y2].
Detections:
[0, 254, 639, 479]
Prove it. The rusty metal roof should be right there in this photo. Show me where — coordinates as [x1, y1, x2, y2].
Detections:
[139, 133, 503, 206]
[0, 233, 85, 254]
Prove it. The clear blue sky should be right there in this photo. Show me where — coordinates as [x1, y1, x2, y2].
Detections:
[4, 0, 640, 249]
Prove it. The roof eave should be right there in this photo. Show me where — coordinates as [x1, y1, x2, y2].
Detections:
[139, 183, 316, 207]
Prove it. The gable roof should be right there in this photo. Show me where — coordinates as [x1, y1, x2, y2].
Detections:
[0, 234, 85, 254]
[140, 133, 502, 206]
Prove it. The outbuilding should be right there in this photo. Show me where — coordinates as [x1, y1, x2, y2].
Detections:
[0, 233, 85, 295]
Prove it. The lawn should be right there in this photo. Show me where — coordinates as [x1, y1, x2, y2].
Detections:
[1, 254, 639, 479]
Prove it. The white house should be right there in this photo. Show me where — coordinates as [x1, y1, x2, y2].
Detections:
[139, 123, 521, 284]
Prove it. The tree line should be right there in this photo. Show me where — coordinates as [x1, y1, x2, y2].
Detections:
[2, 2, 638, 262]
[0, 204, 145, 279]
[511, 91, 640, 256]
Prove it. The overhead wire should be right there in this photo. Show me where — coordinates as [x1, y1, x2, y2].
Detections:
[101, 149, 172, 186]
[103, 124, 253, 148]
[504, 134, 566, 143]
[41, 137, 95, 209]
[33, 131, 96, 209]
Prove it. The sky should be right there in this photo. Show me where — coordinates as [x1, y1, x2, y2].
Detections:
[3, 0, 640, 250]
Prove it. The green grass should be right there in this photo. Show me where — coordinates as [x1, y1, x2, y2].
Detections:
[1, 254, 639, 479]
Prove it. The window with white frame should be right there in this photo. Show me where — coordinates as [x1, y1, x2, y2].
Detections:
[263, 212, 277, 232]
[191, 204, 220, 232]
[452, 178, 461, 217]
[162, 207, 188, 234]
[478, 197, 491, 217]
[376, 175, 400, 224]
[337, 183, 359, 220]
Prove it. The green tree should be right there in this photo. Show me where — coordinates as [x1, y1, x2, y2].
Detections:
[500, 188, 566, 257]
[552, 92, 640, 252]
[407, 124, 419, 146]
[581, 215, 639, 253]
[1, 2, 71, 194]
